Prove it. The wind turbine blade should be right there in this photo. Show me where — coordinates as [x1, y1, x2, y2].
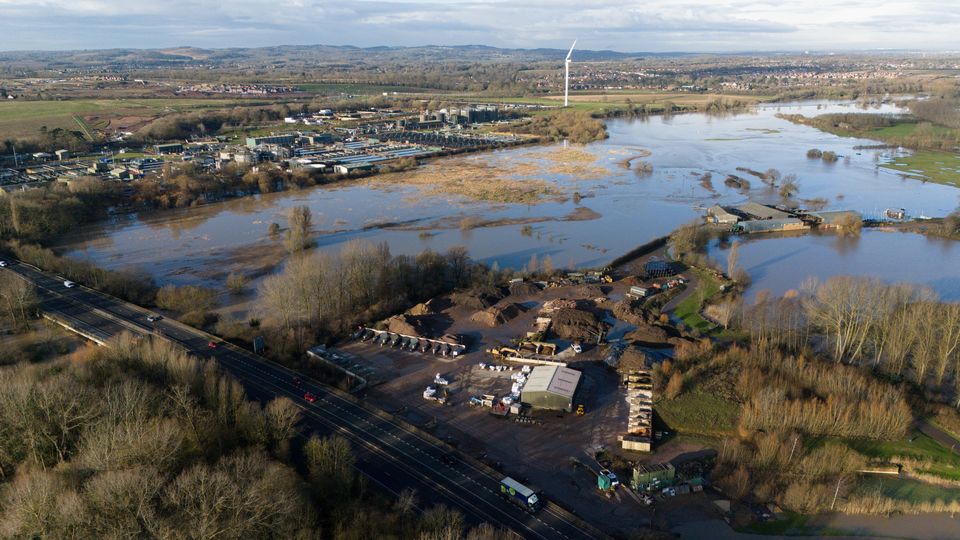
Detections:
[566, 40, 577, 60]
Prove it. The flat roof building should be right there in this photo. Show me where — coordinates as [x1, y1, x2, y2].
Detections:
[521, 365, 582, 412]
[245, 134, 296, 148]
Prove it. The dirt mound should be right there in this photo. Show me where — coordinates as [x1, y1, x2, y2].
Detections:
[621, 275, 645, 286]
[618, 347, 652, 373]
[471, 303, 527, 327]
[541, 298, 579, 314]
[451, 288, 503, 310]
[508, 280, 540, 297]
[624, 323, 682, 348]
[612, 299, 651, 326]
[384, 314, 426, 337]
[551, 308, 608, 341]
[570, 284, 608, 298]
[407, 298, 443, 316]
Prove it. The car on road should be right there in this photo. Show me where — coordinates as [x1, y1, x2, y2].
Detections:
[572, 341, 582, 354]
[293, 377, 303, 387]
[600, 468, 619, 487]
[304, 392, 317, 403]
[440, 453, 456, 465]
[207, 341, 219, 349]
[63, 280, 76, 288]
[146, 314, 162, 323]
[0, 261, 7, 267]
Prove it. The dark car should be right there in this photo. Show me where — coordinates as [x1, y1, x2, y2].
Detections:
[440, 454, 456, 465]
[293, 377, 303, 387]
[146, 314, 162, 323]
[304, 392, 317, 403]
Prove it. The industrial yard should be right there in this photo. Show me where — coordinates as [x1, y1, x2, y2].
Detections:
[314, 257, 721, 533]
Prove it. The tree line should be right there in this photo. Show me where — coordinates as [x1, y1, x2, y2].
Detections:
[0, 334, 508, 539]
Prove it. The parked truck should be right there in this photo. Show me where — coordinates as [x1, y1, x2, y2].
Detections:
[499, 477, 541, 512]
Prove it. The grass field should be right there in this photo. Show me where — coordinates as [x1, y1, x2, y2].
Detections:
[882, 150, 960, 187]
[673, 268, 724, 334]
[820, 431, 960, 481]
[656, 388, 740, 436]
[0, 98, 254, 139]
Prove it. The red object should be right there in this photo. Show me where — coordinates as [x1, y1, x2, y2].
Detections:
[207, 341, 218, 349]
[304, 392, 317, 403]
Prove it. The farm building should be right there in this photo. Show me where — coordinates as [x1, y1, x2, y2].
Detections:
[734, 201, 794, 221]
[736, 218, 809, 234]
[706, 205, 740, 225]
[521, 365, 582, 412]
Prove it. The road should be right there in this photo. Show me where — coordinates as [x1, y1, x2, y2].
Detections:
[3, 260, 605, 540]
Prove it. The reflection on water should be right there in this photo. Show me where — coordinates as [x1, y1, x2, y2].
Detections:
[57, 100, 960, 293]
[708, 230, 960, 301]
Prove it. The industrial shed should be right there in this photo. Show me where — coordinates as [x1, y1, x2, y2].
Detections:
[521, 365, 582, 412]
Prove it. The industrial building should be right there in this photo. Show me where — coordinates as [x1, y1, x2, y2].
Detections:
[154, 143, 184, 155]
[521, 365, 581, 412]
[632, 463, 675, 490]
[245, 134, 296, 148]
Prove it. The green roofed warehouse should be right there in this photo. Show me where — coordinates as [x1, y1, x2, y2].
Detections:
[521, 365, 582, 412]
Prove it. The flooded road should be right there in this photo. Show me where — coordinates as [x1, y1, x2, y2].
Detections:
[57, 100, 960, 294]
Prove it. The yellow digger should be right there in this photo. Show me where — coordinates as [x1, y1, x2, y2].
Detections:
[576, 404, 585, 416]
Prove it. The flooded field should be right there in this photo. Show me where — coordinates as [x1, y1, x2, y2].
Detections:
[57, 100, 960, 294]
[708, 230, 960, 301]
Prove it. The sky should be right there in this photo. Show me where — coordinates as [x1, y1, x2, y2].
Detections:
[0, 0, 957, 53]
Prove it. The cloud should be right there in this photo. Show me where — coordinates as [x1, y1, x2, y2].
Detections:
[0, 0, 955, 51]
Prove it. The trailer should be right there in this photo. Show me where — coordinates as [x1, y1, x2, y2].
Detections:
[499, 477, 541, 512]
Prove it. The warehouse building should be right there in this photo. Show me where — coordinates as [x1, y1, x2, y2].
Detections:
[521, 365, 581, 412]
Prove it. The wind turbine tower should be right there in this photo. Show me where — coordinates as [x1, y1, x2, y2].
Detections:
[564, 40, 577, 107]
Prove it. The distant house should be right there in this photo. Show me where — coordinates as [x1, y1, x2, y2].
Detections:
[55, 149, 71, 161]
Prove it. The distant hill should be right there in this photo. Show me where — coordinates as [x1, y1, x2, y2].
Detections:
[0, 43, 691, 71]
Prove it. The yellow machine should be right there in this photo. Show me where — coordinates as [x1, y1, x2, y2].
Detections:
[576, 404, 585, 416]
[487, 346, 521, 359]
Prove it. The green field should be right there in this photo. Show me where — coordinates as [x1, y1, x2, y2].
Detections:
[656, 389, 740, 436]
[856, 476, 960, 505]
[0, 98, 255, 139]
[882, 150, 960, 187]
[823, 431, 960, 481]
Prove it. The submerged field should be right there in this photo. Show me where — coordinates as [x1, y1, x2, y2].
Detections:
[882, 150, 960, 187]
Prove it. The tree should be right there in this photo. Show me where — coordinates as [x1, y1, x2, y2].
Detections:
[726, 241, 740, 279]
[0, 273, 37, 330]
[665, 372, 684, 399]
[284, 205, 314, 253]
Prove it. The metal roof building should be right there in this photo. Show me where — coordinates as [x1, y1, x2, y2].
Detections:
[521, 365, 582, 412]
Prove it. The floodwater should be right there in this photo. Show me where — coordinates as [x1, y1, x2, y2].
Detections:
[708, 230, 960, 301]
[57, 100, 960, 294]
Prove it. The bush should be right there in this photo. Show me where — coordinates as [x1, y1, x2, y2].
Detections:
[806, 148, 823, 158]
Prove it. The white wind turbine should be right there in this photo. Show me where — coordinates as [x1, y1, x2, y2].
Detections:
[564, 39, 577, 107]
